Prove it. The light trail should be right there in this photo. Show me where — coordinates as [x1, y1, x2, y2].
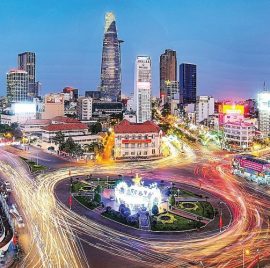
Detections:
[0, 135, 270, 267]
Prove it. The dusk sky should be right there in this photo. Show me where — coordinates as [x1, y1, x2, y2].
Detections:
[0, 0, 270, 99]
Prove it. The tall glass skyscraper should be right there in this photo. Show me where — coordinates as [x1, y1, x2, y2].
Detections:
[100, 12, 122, 101]
[160, 49, 177, 101]
[18, 52, 40, 98]
[179, 63, 197, 105]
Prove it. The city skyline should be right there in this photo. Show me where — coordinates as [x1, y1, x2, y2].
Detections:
[0, 0, 270, 99]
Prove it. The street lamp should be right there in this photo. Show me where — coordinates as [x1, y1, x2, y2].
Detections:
[243, 248, 250, 268]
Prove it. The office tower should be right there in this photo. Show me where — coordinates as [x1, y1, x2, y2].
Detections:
[18, 52, 40, 98]
[7, 69, 29, 103]
[179, 63, 197, 105]
[160, 49, 177, 102]
[258, 91, 270, 136]
[134, 56, 152, 123]
[100, 12, 123, 101]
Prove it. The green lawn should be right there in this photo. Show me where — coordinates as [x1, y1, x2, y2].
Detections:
[177, 201, 214, 219]
[71, 181, 88, 193]
[151, 212, 203, 231]
[171, 187, 202, 198]
[74, 196, 99, 210]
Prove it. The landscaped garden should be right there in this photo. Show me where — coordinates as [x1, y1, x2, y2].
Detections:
[102, 205, 139, 228]
[71, 180, 102, 210]
[177, 201, 214, 219]
[20, 157, 47, 173]
[151, 212, 204, 231]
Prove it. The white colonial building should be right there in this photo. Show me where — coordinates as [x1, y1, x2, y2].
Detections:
[114, 120, 162, 159]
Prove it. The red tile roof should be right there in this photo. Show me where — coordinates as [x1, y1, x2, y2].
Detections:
[51, 116, 80, 124]
[23, 119, 52, 125]
[42, 123, 88, 132]
[114, 120, 160, 134]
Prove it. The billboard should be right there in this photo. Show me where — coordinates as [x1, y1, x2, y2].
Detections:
[14, 103, 36, 114]
[220, 104, 244, 115]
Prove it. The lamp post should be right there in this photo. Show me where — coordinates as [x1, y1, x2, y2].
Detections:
[243, 248, 250, 268]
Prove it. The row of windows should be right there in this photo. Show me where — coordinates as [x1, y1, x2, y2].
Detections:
[124, 149, 156, 156]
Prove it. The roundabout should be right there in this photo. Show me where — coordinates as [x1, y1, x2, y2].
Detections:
[0, 143, 270, 268]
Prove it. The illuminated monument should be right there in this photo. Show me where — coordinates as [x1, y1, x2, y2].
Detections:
[115, 174, 162, 213]
[100, 12, 123, 101]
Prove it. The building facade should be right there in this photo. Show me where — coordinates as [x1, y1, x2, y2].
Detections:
[196, 96, 214, 123]
[7, 69, 29, 103]
[160, 49, 177, 102]
[41, 94, 65, 119]
[77, 97, 93, 121]
[134, 56, 152, 123]
[224, 121, 255, 149]
[100, 12, 122, 101]
[114, 120, 162, 159]
[18, 52, 40, 98]
[179, 63, 197, 105]
[258, 91, 270, 136]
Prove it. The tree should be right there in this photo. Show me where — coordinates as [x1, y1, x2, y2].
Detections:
[168, 194, 176, 207]
[161, 103, 171, 117]
[95, 185, 102, 193]
[89, 122, 102, 134]
[94, 192, 101, 203]
[152, 204, 159, 216]
[53, 131, 65, 149]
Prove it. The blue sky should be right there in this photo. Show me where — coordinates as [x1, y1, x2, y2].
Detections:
[0, 0, 270, 99]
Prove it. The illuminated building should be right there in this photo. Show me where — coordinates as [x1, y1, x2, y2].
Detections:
[224, 121, 255, 149]
[100, 12, 123, 101]
[179, 63, 197, 105]
[41, 93, 65, 119]
[232, 155, 270, 184]
[77, 97, 93, 121]
[114, 120, 162, 159]
[0, 103, 36, 125]
[18, 52, 40, 98]
[196, 96, 214, 123]
[218, 103, 245, 125]
[134, 56, 152, 123]
[160, 49, 178, 103]
[258, 91, 270, 136]
[7, 69, 29, 103]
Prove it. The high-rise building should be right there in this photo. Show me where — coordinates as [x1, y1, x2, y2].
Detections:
[179, 63, 197, 105]
[77, 97, 93, 121]
[18, 52, 40, 98]
[134, 56, 152, 123]
[160, 49, 177, 102]
[100, 12, 123, 102]
[7, 69, 29, 103]
[258, 91, 270, 136]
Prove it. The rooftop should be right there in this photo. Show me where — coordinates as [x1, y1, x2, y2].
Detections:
[114, 120, 160, 134]
[42, 123, 88, 132]
[51, 116, 81, 124]
[22, 119, 51, 125]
